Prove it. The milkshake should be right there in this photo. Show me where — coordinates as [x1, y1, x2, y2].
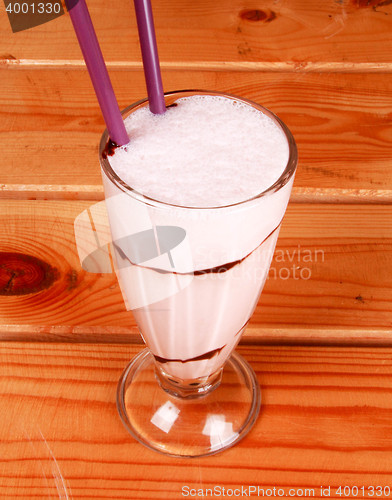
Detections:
[100, 91, 296, 390]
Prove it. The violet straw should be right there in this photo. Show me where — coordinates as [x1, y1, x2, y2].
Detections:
[66, 0, 129, 146]
[133, 0, 166, 114]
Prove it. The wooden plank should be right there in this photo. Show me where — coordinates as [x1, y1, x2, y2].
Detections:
[1, 342, 392, 498]
[1, 69, 392, 201]
[0, 201, 390, 343]
[1, 0, 392, 65]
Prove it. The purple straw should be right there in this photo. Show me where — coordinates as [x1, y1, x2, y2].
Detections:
[66, 0, 129, 146]
[133, 0, 166, 115]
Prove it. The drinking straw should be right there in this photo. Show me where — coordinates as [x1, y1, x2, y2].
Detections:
[65, 0, 129, 146]
[133, 0, 166, 114]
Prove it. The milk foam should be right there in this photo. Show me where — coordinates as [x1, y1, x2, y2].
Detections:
[109, 95, 289, 208]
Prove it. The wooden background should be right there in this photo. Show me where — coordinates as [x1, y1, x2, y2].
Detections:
[0, 0, 392, 498]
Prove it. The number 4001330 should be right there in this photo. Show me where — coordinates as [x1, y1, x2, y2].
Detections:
[6, 2, 61, 14]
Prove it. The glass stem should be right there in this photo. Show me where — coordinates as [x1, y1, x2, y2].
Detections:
[154, 363, 223, 399]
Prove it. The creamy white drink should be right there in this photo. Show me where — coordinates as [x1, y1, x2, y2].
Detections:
[110, 95, 289, 207]
[100, 93, 295, 383]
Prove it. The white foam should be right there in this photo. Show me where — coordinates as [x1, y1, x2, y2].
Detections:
[109, 95, 289, 208]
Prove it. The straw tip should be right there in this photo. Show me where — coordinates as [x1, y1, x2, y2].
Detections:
[102, 138, 123, 159]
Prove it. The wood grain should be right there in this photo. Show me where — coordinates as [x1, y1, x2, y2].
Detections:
[1, 342, 392, 499]
[1, 0, 392, 65]
[0, 0, 391, 491]
[0, 201, 390, 343]
[1, 69, 392, 201]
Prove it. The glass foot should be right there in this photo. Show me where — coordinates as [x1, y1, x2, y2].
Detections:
[116, 348, 261, 458]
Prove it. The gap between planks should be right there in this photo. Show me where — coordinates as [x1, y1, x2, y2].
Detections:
[3, 59, 392, 73]
[1, 184, 392, 203]
[1, 325, 392, 346]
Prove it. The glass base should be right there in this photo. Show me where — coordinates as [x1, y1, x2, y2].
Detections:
[116, 348, 261, 458]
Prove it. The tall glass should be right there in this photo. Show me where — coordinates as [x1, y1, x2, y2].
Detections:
[99, 90, 297, 457]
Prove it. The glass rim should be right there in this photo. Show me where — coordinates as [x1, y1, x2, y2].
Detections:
[99, 89, 298, 210]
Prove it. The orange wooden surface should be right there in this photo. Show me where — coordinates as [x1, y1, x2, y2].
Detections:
[0, 0, 392, 496]
[1, 69, 392, 200]
[2, 343, 392, 499]
[0, 201, 391, 343]
[1, 0, 392, 64]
